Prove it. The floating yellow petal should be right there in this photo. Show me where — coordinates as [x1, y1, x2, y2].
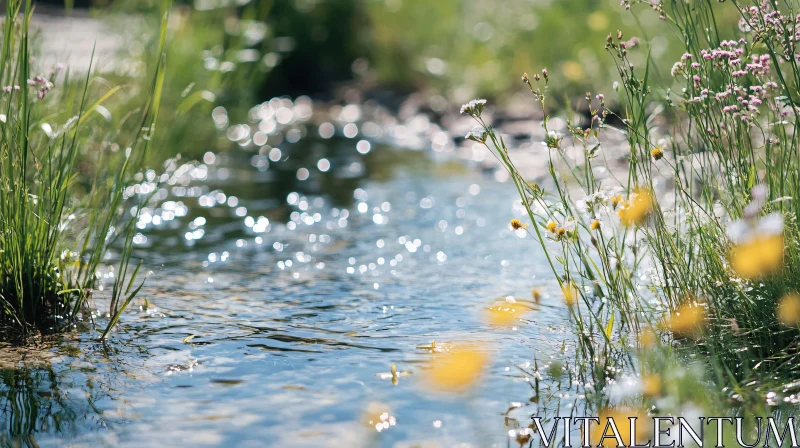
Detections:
[424, 346, 488, 393]
[485, 301, 524, 327]
[730, 234, 784, 279]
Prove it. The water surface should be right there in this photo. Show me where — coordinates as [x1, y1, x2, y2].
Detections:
[0, 102, 583, 447]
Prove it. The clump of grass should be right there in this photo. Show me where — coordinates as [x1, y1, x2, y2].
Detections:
[468, 0, 800, 413]
[0, 1, 169, 338]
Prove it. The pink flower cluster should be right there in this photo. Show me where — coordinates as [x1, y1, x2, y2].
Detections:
[739, 2, 800, 63]
[699, 40, 746, 62]
[670, 34, 783, 124]
[28, 76, 53, 100]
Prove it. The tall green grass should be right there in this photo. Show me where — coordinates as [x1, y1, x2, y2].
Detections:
[0, 1, 169, 338]
[469, 0, 800, 415]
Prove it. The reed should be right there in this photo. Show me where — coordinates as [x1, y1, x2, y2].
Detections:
[0, 1, 169, 339]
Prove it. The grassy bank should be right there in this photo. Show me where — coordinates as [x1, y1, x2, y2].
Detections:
[0, 1, 169, 338]
[468, 0, 800, 436]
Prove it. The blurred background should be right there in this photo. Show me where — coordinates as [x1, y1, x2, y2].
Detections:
[35, 0, 686, 162]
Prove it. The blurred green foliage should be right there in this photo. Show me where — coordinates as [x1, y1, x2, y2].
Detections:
[95, 0, 744, 109]
[98, 0, 370, 163]
[90, 0, 741, 166]
[364, 0, 672, 102]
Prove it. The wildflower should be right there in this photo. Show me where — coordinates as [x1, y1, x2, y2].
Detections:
[546, 220, 558, 233]
[555, 227, 566, 237]
[641, 374, 661, 397]
[668, 302, 705, 338]
[650, 146, 664, 161]
[590, 220, 601, 231]
[750, 184, 769, 208]
[510, 219, 527, 231]
[638, 327, 656, 348]
[562, 219, 576, 233]
[562, 282, 577, 307]
[460, 99, 487, 117]
[609, 195, 623, 209]
[729, 217, 784, 279]
[617, 188, 653, 227]
[778, 293, 800, 326]
[543, 131, 563, 149]
[423, 346, 488, 392]
[576, 194, 605, 215]
[465, 128, 488, 144]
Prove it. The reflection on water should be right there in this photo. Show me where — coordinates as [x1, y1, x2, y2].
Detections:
[0, 367, 70, 446]
[0, 342, 111, 447]
[1, 97, 582, 446]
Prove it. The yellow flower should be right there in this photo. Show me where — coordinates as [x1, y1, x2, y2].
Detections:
[668, 302, 705, 338]
[609, 195, 623, 209]
[510, 219, 527, 230]
[590, 219, 601, 231]
[730, 234, 784, 279]
[562, 283, 577, 307]
[424, 346, 488, 393]
[641, 374, 661, 397]
[546, 220, 558, 233]
[589, 407, 650, 447]
[617, 188, 653, 226]
[638, 327, 657, 348]
[555, 227, 566, 236]
[778, 293, 800, 326]
[650, 146, 664, 161]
